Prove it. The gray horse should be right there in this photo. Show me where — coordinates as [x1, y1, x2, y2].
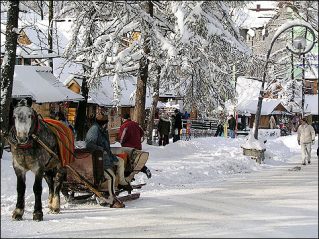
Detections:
[8, 98, 66, 221]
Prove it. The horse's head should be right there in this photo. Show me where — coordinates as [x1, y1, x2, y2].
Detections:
[12, 98, 35, 144]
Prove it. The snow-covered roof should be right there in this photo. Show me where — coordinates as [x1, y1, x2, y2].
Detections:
[232, 1, 278, 29]
[12, 65, 84, 103]
[236, 98, 290, 115]
[64, 73, 181, 108]
[304, 94, 318, 115]
[88, 75, 153, 108]
[236, 76, 262, 105]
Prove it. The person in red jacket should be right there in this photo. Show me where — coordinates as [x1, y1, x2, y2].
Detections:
[118, 113, 152, 178]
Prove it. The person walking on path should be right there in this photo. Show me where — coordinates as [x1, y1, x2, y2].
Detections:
[157, 113, 171, 146]
[214, 120, 224, 137]
[228, 115, 236, 138]
[269, 115, 276, 129]
[173, 109, 183, 142]
[118, 113, 152, 178]
[297, 117, 316, 165]
[85, 113, 132, 208]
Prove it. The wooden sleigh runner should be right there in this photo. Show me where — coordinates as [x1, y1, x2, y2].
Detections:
[61, 146, 149, 206]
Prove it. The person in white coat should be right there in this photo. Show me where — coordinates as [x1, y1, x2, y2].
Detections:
[269, 115, 276, 129]
[297, 117, 316, 165]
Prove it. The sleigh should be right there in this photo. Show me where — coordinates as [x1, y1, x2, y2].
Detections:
[61, 146, 149, 206]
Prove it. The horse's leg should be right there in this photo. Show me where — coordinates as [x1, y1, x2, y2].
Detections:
[33, 170, 44, 221]
[12, 170, 26, 220]
[44, 170, 55, 212]
[51, 167, 66, 213]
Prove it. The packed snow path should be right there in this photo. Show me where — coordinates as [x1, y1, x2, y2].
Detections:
[1, 152, 317, 238]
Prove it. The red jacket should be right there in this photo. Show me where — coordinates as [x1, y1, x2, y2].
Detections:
[119, 119, 144, 150]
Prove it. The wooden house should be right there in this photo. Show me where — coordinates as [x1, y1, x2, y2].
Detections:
[237, 98, 291, 129]
[12, 65, 83, 120]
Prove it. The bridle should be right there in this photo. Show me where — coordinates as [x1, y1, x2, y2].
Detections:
[9, 108, 40, 149]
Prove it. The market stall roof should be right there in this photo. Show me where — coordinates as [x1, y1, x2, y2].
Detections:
[12, 65, 84, 103]
[88, 75, 153, 108]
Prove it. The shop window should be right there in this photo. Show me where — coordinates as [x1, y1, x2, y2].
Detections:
[305, 80, 315, 94]
[15, 58, 22, 65]
[23, 58, 31, 65]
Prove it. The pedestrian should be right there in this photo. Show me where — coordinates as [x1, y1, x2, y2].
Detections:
[292, 113, 300, 132]
[85, 113, 132, 208]
[214, 120, 223, 137]
[183, 111, 190, 120]
[228, 115, 236, 138]
[173, 109, 183, 142]
[57, 111, 75, 134]
[297, 117, 316, 165]
[157, 113, 171, 146]
[269, 115, 276, 129]
[170, 113, 176, 138]
[118, 113, 152, 178]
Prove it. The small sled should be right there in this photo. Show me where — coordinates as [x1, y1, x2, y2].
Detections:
[61, 147, 149, 206]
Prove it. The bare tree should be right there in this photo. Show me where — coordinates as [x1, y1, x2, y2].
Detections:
[48, 0, 53, 70]
[133, 1, 153, 128]
[0, 0, 20, 158]
[146, 64, 161, 145]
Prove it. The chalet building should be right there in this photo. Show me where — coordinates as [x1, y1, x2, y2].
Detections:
[11, 65, 83, 123]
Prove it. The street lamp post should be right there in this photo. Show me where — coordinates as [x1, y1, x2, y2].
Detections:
[253, 20, 316, 140]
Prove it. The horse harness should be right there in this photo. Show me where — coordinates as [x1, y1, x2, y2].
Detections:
[7, 109, 83, 168]
[8, 109, 40, 149]
[7, 110, 62, 168]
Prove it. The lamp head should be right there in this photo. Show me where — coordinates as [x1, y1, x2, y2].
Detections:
[292, 36, 306, 52]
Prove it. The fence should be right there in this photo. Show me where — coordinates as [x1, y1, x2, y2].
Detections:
[153, 118, 218, 143]
[181, 119, 218, 140]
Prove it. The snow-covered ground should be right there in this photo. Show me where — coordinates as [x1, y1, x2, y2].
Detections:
[1, 133, 318, 238]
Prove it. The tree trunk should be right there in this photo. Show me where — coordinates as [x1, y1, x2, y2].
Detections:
[48, 0, 53, 70]
[38, 0, 44, 20]
[74, 8, 96, 140]
[146, 65, 161, 145]
[74, 76, 89, 140]
[134, 1, 153, 129]
[0, 0, 20, 158]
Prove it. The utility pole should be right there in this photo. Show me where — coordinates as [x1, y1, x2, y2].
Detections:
[301, 53, 305, 117]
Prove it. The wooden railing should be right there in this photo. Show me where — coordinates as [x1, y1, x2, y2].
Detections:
[181, 119, 218, 140]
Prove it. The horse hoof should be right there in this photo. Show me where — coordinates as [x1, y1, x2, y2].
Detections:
[33, 211, 43, 221]
[12, 208, 24, 220]
[12, 214, 23, 221]
[49, 208, 60, 214]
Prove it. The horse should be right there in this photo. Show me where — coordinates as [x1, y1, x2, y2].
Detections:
[8, 98, 67, 221]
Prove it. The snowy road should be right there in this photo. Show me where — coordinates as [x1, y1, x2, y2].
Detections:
[1, 152, 318, 238]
